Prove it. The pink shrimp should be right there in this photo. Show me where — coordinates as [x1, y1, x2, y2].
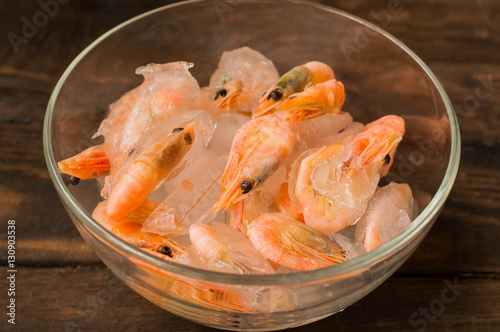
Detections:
[212, 115, 295, 212]
[279, 80, 345, 122]
[274, 182, 304, 223]
[254, 61, 335, 118]
[57, 144, 110, 180]
[295, 115, 405, 234]
[189, 223, 275, 274]
[107, 123, 195, 221]
[92, 199, 188, 260]
[247, 212, 345, 271]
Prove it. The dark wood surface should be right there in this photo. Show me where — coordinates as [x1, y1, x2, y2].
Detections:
[0, 0, 499, 331]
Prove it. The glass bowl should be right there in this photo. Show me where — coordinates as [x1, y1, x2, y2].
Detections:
[43, 0, 460, 330]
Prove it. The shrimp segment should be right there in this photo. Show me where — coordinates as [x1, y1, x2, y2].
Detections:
[274, 182, 304, 223]
[189, 223, 275, 274]
[279, 80, 345, 122]
[296, 115, 405, 234]
[107, 123, 195, 221]
[230, 191, 277, 235]
[247, 213, 345, 271]
[254, 61, 335, 118]
[92, 199, 188, 260]
[213, 115, 294, 212]
[57, 144, 110, 179]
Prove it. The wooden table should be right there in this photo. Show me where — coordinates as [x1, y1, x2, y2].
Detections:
[1, 0, 499, 330]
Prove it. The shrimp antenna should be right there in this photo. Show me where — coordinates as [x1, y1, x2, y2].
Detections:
[180, 172, 223, 223]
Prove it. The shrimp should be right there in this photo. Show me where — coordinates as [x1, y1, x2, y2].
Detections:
[107, 123, 195, 221]
[247, 212, 345, 271]
[355, 182, 414, 252]
[212, 115, 294, 212]
[189, 222, 275, 274]
[95, 62, 199, 179]
[92, 199, 188, 260]
[57, 143, 110, 180]
[279, 80, 345, 122]
[210, 47, 279, 116]
[295, 115, 405, 234]
[253, 61, 335, 118]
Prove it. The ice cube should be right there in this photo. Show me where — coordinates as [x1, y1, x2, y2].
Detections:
[309, 121, 365, 149]
[326, 233, 365, 260]
[294, 112, 353, 147]
[142, 154, 227, 236]
[354, 182, 414, 252]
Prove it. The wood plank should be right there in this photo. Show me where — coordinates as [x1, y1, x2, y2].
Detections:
[0, 267, 498, 331]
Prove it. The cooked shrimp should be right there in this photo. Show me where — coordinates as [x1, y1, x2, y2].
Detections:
[210, 47, 279, 116]
[254, 61, 335, 118]
[279, 80, 345, 122]
[247, 212, 345, 271]
[107, 123, 195, 221]
[212, 115, 294, 212]
[295, 115, 405, 234]
[355, 182, 414, 252]
[230, 191, 277, 235]
[92, 199, 188, 260]
[189, 222, 275, 274]
[57, 143, 110, 180]
[94, 62, 199, 180]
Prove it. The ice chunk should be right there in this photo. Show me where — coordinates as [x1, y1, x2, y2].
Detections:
[209, 46, 279, 116]
[294, 112, 353, 147]
[194, 86, 223, 118]
[142, 154, 227, 236]
[326, 233, 365, 260]
[309, 121, 364, 149]
[355, 182, 414, 252]
[186, 222, 275, 274]
[163, 112, 247, 194]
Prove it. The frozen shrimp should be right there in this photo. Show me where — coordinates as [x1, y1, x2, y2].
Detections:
[107, 123, 195, 221]
[189, 223, 275, 274]
[279, 80, 345, 122]
[212, 115, 294, 212]
[95, 62, 199, 178]
[210, 47, 279, 116]
[92, 199, 188, 260]
[355, 182, 414, 252]
[254, 61, 335, 118]
[295, 115, 405, 234]
[57, 144, 109, 180]
[247, 212, 345, 271]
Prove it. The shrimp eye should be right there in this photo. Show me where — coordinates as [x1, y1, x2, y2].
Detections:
[68, 176, 80, 185]
[160, 246, 173, 257]
[240, 180, 253, 194]
[215, 89, 227, 100]
[184, 133, 193, 145]
[384, 154, 391, 164]
[268, 90, 283, 101]
[172, 127, 184, 133]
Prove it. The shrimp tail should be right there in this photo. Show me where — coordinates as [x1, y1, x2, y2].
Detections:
[57, 143, 110, 179]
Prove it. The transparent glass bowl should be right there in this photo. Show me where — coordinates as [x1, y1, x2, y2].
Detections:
[43, 0, 460, 330]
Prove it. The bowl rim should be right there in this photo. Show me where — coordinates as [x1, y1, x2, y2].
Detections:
[43, 0, 461, 285]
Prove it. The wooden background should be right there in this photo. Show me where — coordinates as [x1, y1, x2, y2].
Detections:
[0, 0, 499, 331]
